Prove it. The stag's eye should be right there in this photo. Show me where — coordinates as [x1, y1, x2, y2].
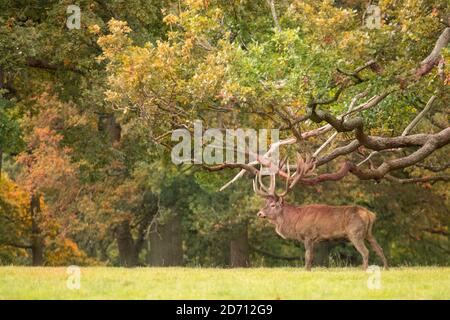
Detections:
[270, 203, 276, 208]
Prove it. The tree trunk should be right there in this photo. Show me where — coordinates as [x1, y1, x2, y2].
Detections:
[230, 223, 250, 268]
[30, 194, 44, 266]
[98, 239, 110, 262]
[314, 242, 330, 267]
[148, 213, 183, 266]
[100, 114, 136, 267]
[31, 241, 44, 266]
[116, 220, 138, 267]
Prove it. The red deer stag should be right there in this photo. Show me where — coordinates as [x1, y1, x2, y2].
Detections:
[254, 154, 388, 271]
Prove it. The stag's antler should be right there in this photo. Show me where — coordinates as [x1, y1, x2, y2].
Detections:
[253, 171, 276, 198]
[253, 153, 316, 199]
[289, 153, 316, 189]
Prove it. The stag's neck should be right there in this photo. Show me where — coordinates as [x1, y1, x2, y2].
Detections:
[282, 202, 300, 212]
[273, 203, 304, 240]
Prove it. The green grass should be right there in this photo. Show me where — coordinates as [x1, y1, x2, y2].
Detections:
[0, 267, 449, 299]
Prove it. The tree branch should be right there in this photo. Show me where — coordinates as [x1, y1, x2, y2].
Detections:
[0, 241, 32, 249]
[401, 95, 437, 136]
[266, 0, 281, 32]
[26, 57, 85, 75]
[202, 163, 259, 176]
[316, 140, 361, 166]
[415, 162, 450, 172]
[415, 27, 450, 78]
[385, 174, 450, 184]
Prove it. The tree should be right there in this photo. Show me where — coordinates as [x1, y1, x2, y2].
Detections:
[98, 0, 449, 266]
[0, 94, 22, 179]
[0, 0, 176, 266]
[99, 0, 449, 185]
[12, 94, 81, 265]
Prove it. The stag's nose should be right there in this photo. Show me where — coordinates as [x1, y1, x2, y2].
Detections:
[257, 211, 265, 218]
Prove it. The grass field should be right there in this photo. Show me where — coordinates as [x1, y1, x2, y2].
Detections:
[0, 267, 449, 299]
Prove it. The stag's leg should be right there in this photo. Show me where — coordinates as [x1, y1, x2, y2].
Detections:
[367, 236, 389, 270]
[304, 239, 314, 271]
[349, 237, 369, 270]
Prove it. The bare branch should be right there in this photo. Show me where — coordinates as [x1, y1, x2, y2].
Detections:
[0, 242, 32, 249]
[415, 27, 450, 78]
[203, 163, 258, 176]
[358, 95, 438, 166]
[287, 61, 385, 129]
[401, 95, 437, 136]
[385, 174, 450, 184]
[339, 92, 391, 118]
[350, 127, 450, 180]
[266, 0, 281, 32]
[316, 140, 361, 166]
[313, 132, 338, 158]
[298, 162, 352, 185]
[415, 162, 450, 172]
[219, 137, 296, 191]
[312, 90, 368, 158]
[285, 91, 389, 140]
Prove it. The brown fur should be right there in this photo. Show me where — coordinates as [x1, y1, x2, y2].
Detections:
[257, 198, 389, 271]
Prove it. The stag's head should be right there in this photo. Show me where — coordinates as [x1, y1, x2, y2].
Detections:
[254, 173, 284, 220]
[254, 153, 316, 221]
